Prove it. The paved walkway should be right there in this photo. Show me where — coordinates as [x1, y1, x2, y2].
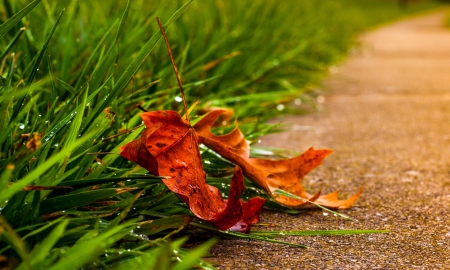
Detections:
[211, 10, 450, 269]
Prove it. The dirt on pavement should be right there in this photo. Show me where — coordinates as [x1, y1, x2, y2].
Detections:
[209, 10, 450, 269]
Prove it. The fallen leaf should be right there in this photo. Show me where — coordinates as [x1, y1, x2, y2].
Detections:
[197, 107, 235, 127]
[120, 110, 265, 232]
[194, 109, 362, 209]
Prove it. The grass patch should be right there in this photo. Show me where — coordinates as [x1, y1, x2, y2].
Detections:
[0, 0, 443, 268]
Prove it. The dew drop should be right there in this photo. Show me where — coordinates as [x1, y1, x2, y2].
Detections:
[174, 96, 183, 102]
[18, 123, 25, 129]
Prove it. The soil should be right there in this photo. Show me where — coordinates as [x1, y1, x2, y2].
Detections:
[208, 10, 450, 269]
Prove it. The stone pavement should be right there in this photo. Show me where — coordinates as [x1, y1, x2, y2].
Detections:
[210, 10, 450, 269]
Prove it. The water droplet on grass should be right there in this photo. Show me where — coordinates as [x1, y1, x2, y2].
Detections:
[276, 104, 285, 111]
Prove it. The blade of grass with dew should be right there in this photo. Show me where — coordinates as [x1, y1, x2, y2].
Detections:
[0, 132, 93, 203]
[41, 77, 110, 142]
[73, 19, 119, 90]
[59, 175, 162, 187]
[106, 190, 143, 229]
[63, 85, 88, 140]
[57, 79, 77, 95]
[46, 224, 132, 270]
[20, 217, 66, 240]
[0, 97, 35, 149]
[17, 220, 69, 270]
[11, 9, 64, 121]
[39, 188, 137, 215]
[172, 238, 217, 270]
[133, 215, 192, 236]
[190, 221, 307, 248]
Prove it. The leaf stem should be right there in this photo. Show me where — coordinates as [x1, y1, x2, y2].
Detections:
[156, 17, 190, 123]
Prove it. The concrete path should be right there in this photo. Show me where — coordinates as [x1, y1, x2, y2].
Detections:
[210, 10, 450, 269]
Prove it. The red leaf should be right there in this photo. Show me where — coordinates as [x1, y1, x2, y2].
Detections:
[120, 110, 265, 232]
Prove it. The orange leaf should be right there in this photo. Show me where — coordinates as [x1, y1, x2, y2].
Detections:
[194, 109, 362, 209]
[120, 110, 265, 232]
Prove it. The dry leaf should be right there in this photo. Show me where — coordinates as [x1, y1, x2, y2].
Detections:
[120, 111, 265, 232]
[25, 132, 42, 152]
[194, 109, 362, 209]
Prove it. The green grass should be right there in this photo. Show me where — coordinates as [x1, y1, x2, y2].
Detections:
[0, 0, 443, 268]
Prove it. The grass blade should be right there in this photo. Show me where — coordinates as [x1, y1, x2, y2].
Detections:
[47, 224, 131, 270]
[0, 216, 29, 260]
[39, 188, 135, 215]
[172, 238, 217, 270]
[82, 0, 193, 129]
[273, 189, 353, 220]
[11, 9, 64, 121]
[0, 27, 25, 59]
[0, 0, 41, 38]
[26, 220, 69, 267]
[0, 132, 93, 203]
[41, 78, 109, 142]
[250, 229, 389, 237]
